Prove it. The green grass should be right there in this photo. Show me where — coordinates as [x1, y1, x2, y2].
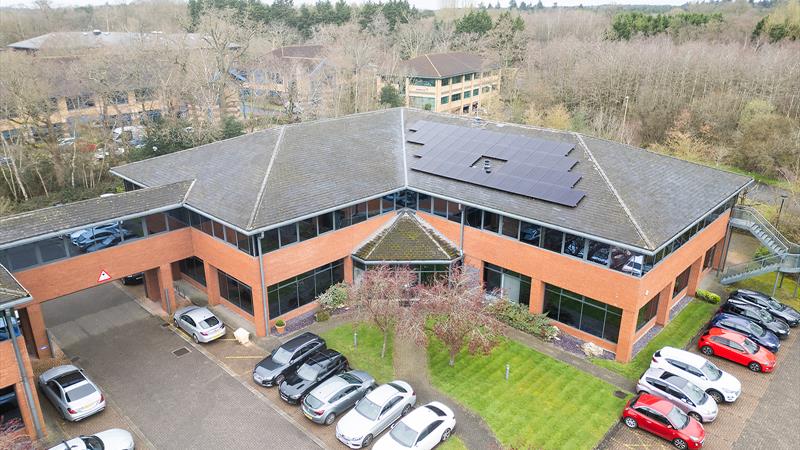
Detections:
[732, 272, 800, 310]
[593, 300, 718, 381]
[320, 323, 395, 383]
[428, 338, 628, 450]
[437, 436, 468, 450]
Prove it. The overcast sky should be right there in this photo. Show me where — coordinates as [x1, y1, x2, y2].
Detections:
[0, 0, 696, 10]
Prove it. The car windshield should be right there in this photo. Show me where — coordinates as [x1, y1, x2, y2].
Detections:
[200, 316, 220, 329]
[305, 394, 323, 409]
[756, 309, 773, 322]
[667, 406, 689, 430]
[683, 381, 706, 404]
[271, 347, 293, 365]
[355, 397, 381, 421]
[742, 338, 758, 354]
[766, 297, 785, 310]
[700, 362, 722, 381]
[389, 421, 419, 448]
[296, 364, 319, 381]
[65, 383, 96, 403]
[81, 436, 104, 450]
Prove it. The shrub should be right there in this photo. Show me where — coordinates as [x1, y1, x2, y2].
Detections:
[753, 245, 772, 260]
[275, 319, 286, 327]
[695, 289, 721, 304]
[318, 282, 348, 312]
[315, 310, 331, 322]
[487, 300, 560, 341]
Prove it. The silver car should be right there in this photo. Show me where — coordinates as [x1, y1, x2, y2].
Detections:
[302, 370, 376, 425]
[173, 305, 226, 343]
[336, 380, 417, 449]
[38, 365, 105, 421]
[48, 428, 134, 450]
[637, 367, 718, 423]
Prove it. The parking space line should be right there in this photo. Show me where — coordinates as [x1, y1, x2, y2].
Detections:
[224, 355, 265, 359]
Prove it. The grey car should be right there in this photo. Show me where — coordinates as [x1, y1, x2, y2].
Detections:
[637, 367, 718, 423]
[173, 305, 226, 343]
[39, 365, 105, 421]
[302, 370, 376, 425]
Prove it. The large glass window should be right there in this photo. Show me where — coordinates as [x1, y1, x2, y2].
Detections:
[543, 284, 622, 343]
[464, 207, 482, 228]
[260, 229, 280, 252]
[501, 217, 520, 239]
[433, 197, 447, 217]
[0, 385, 21, 428]
[298, 218, 317, 242]
[563, 233, 585, 258]
[218, 270, 253, 315]
[409, 96, 435, 110]
[318, 212, 335, 235]
[587, 241, 610, 266]
[179, 256, 206, 286]
[637, 295, 659, 330]
[542, 228, 564, 253]
[484, 263, 531, 306]
[673, 267, 691, 297]
[411, 78, 436, 87]
[519, 222, 541, 246]
[482, 212, 500, 233]
[418, 194, 432, 213]
[279, 223, 298, 246]
[267, 259, 345, 319]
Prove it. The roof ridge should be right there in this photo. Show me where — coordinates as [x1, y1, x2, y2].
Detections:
[573, 132, 654, 249]
[248, 125, 286, 230]
[423, 54, 441, 78]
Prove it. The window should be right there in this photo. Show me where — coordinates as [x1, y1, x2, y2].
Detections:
[673, 267, 691, 297]
[218, 270, 253, 315]
[464, 90, 471, 99]
[482, 211, 500, 233]
[66, 94, 95, 110]
[451, 75, 463, 84]
[482, 86, 490, 93]
[108, 91, 129, 105]
[381, 194, 396, 213]
[367, 198, 381, 218]
[464, 73, 474, 81]
[563, 233, 585, 258]
[267, 260, 345, 319]
[543, 284, 622, 343]
[260, 229, 280, 252]
[464, 207, 482, 228]
[587, 241, 610, 266]
[484, 263, 531, 306]
[418, 194, 432, 213]
[279, 223, 298, 246]
[451, 93, 461, 101]
[179, 257, 206, 286]
[637, 295, 659, 330]
[519, 222, 541, 246]
[446, 201, 461, 223]
[542, 228, 564, 252]
[703, 245, 716, 270]
[501, 216, 520, 239]
[0, 385, 21, 428]
[441, 96, 449, 105]
[441, 78, 450, 86]
[409, 96, 435, 110]
[433, 197, 447, 217]
[473, 88, 479, 96]
[298, 218, 316, 242]
[134, 88, 155, 102]
[317, 212, 334, 234]
[412, 78, 435, 87]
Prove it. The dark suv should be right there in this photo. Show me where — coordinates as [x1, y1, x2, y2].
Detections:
[279, 349, 349, 404]
[719, 299, 790, 339]
[728, 289, 800, 327]
[253, 332, 326, 387]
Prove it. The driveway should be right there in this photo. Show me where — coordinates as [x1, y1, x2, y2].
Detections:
[41, 283, 321, 450]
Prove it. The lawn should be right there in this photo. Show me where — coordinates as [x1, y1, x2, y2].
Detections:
[437, 436, 468, 450]
[593, 299, 718, 381]
[320, 323, 395, 383]
[428, 338, 628, 450]
[732, 272, 800, 310]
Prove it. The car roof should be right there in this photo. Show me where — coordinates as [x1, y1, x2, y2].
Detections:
[185, 306, 215, 321]
[367, 383, 402, 404]
[304, 348, 341, 366]
[401, 404, 440, 431]
[282, 332, 322, 351]
[725, 298, 760, 310]
[312, 375, 348, 399]
[707, 327, 747, 343]
[633, 393, 674, 415]
[657, 347, 707, 368]
[714, 312, 751, 326]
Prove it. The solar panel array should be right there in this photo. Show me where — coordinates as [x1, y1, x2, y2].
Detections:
[407, 120, 586, 207]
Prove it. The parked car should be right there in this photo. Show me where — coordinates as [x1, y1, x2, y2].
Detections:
[253, 332, 326, 387]
[47, 428, 134, 450]
[728, 289, 800, 327]
[708, 312, 780, 353]
[0, 315, 21, 342]
[373, 402, 456, 450]
[636, 368, 717, 423]
[698, 327, 776, 373]
[173, 306, 225, 344]
[38, 365, 105, 421]
[719, 298, 790, 339]
[279, 349, 348, 404]
[77, 228, 134, 251]
[70, 224, 121, 246]
[121, 272, 144, 285]
[302, 370, 376, 425]
[621, 393, 705, 449]
[651, 347, 741, 404]
[336, 381, 417, 449]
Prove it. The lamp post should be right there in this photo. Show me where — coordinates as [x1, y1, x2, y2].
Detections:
[775, 194, 788, 231]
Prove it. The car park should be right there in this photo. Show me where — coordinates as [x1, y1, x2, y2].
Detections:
[336, 380, 417, 449]
[253, 332, 326, 387]
[708, 312, 780, 353]
[651, 347, 741, 404]
[728, 289, 800, 327]
[698, 327, 776, 373]
[621, 393, 705, 449]
[719, 298, 790, 339]
[636, 368, 718, 423]
[302, 370, 376, 425]
[38, 365, 106, 421]
[279, 349, 348, 404]
[47, 428, 134, 450]
[373, 401, 456, 450]
[172, 306, 226, 343]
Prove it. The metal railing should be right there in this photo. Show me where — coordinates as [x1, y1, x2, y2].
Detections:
[721, 254, 784, 284]
[731, 206, 792, 253]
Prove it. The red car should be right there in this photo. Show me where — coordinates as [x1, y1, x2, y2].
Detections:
[698, 327, 776, 373]
[622, 393, 705, 449]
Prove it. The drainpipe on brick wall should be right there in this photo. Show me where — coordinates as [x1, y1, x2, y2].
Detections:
[459, 203, 465, 257]
[257, 235, 270, 337]
[3, 308, 43, 440]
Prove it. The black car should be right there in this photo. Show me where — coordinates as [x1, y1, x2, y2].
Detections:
[278, 349, 348, 404]
[720, 298, 790, 339]
[121, 272, 144, 285]
[708, 312, 780, 353]
[729, 289, 800, 327]
[253, 332, 326, 387]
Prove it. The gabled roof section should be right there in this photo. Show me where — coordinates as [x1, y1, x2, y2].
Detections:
[0, 180, 193, 248]
[404, 52, 496, 78]
[354, 211, 460, 262]
[7, 31, 207, 52]
[0, 264, 30, 305]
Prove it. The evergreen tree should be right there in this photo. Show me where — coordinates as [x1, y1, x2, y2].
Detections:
[454, 9, 494, 35]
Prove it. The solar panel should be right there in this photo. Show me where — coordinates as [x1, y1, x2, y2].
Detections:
[407, 120, 586, 207]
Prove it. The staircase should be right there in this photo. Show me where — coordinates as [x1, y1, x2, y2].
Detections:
[720, 206, 800, 285]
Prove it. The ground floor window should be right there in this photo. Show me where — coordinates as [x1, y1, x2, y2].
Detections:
[268, 259, 345, 319]
[0, 385, 22, 429]
[483, 262, 531, 306]
[703, 245, 716, 270]
[218, 271, 253, 315]
[673, 267, 691, 297]
[637, 295, 659, 331]
[179, 256, 206, 287]
[543, 284, 622, 343]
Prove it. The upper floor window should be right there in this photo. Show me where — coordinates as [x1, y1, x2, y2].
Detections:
[441, 78, 450, 86]
[66, 94, 95, 111]
[108, 91, 129, 105]
[134, 88, 155, 102]
[411, 78, 436, 87]
[451, 75, 463, 84]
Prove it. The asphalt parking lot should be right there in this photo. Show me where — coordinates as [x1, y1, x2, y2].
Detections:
[602, 324, 799, 450]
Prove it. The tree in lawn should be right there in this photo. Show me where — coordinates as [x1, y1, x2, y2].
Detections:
[400, 267, 502, 367]
[346, 265, 416, 359]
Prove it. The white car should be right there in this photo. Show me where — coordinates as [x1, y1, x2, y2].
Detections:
[373, 402, 456, 450]
[38, 365, 105, 422]
[336, 380, 417, 449]
[651, 346, 741, 403]
[48, 428, 134, 450]
[173, 305, 226, 343]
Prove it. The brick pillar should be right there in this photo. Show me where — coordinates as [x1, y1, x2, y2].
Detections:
[655, 283, 674, 326]
[686, 257, 704, 297]
[25, 304, 52, 359]
[712, 239, 725, 269]
[344, 257, 354, 284]
[614, 308, 639, 363]
[252, 283, 267, 338]
[157, 264, 177, 314]
[529, 279, 545, 314]
[144, 269, 161, 303]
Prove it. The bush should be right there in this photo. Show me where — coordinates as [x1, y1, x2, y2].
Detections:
[315, 310, 331, 322]
[487, 300, 560, 341]
[275, 319, 286, 327]
[753, 246, 772, 260]
[695, 289, 721, 304]
[318, 282, 348, 312]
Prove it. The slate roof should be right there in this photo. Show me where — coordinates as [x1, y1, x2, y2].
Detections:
[403, 52, 497, 78]
[108, 108, 750, 252]
[0, 181, 193, 248]
[0, 264, 30, 305]
[6, 31, 208, 52]
[271, 45, 325, 60]
[354, 211, 460, 262]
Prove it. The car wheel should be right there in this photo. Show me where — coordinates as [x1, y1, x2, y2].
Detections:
[688, 412, 702, 423]
[324, 412, 336, 425]
[700, 345, 713, 356]
[707, 390, 724, 404]
[441, 428, 452, 442]
[361, 434, 373, 448]
[673, 438, 688, 449]
[401, 404, 412, 416]
[748, 362, 762, 372]
[623, 417, 637, 429]
[193, 334, 200, 344]
[275, 374, 285, 386]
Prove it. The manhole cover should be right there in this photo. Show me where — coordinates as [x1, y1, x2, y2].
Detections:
[613, 390, 627, 399]
[70, 356, 80, 363]
[172, 347, 190, 358]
